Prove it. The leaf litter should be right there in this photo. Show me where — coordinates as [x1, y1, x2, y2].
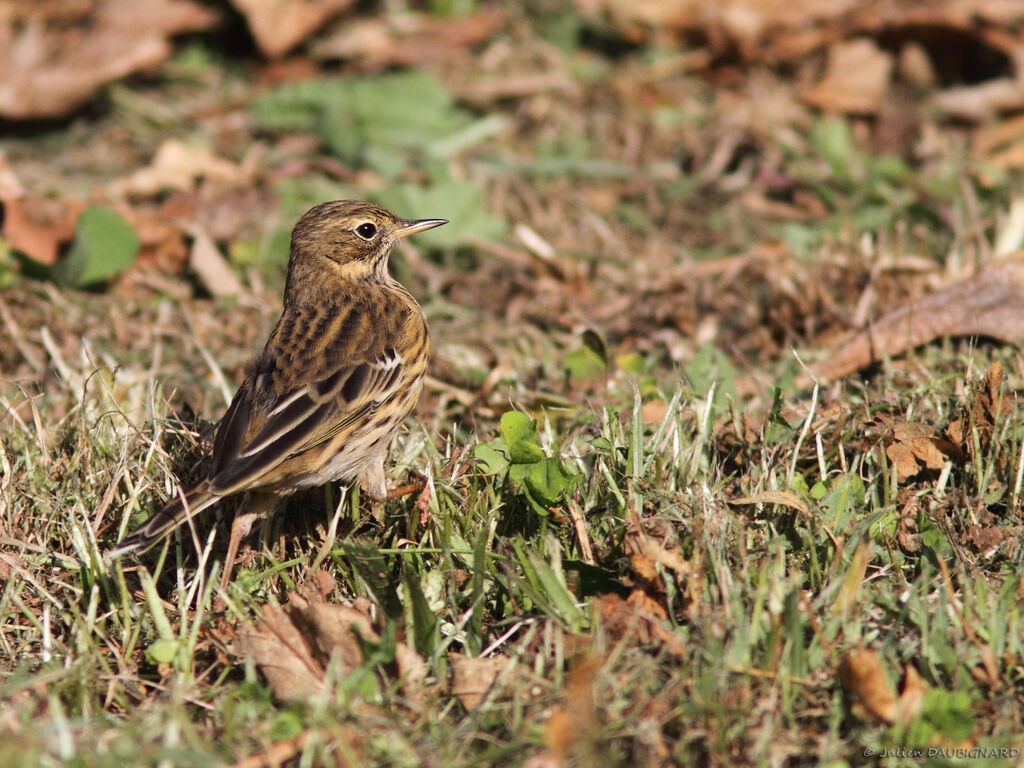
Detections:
[1, 0, 1024, 764]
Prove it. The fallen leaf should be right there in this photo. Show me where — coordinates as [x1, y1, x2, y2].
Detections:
[896, 665, 927, 725]
[229, 0, 356, 58]
[595, 592, 683, 655]
[235, 601, 327, 702]
[450, 655, 518, 711]
[838, 648, 897, 723]
[125, 210, 189, 277]
[113, 140, 250, 197]
[544, 655, 601, 762]
[963, 524, 1016, 556]
[0, 0, 216, 120]
[312, 9, 505, 72]
[803, 38, 894, 114]
[933, 78, 1024, 121]
[629, 551, 658, 583]
[0, 196, 86, 265]
[730, 490, 810, 516]
[886, 422, 954, 482]
[839, 651, 927, 726]
[188, 226, 245, 298]
[0, 151, 24, 197]
[946, 361, 1012, 462]
[235, 574, 424, 703]
[897, 496, 923, 553]
[812, 253, 1024, 380]
[640, 399, 668, 424]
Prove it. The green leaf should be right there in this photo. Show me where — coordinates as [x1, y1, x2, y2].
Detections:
[616, 352, 646, 375]
[467, 528, 488, 655]
[55, 207, 139, 287]
[790, 472, 810, 496]
[919, 517, 949, 558]
[908, 688, 975, 744]
[500, 411, 537, 446]
[252, 71, 498, 175]
[581, 329, 609, 367]
[402, 563, 439, 657]
[818, 473, 866, 532]
[510, 539, 585, 631]
[472, 442, 507, 474]
[508, 440, 545, 465]
[268, 711, 304, 742]
[764, 387, 797, 445]
[521, 457, 581, 507]
[146, 638, 179, 665]
[565, 344, 606, 383]
[810, 116, 856, 182]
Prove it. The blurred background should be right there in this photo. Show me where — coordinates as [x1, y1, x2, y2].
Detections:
[4, 0, 1024, 403]
[2, 2, 1024, 764]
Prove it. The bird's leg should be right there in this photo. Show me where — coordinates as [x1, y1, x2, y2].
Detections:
[359, 453, 389, 501]
[359, 454, 426, 501]
[217, 493, 275, 600]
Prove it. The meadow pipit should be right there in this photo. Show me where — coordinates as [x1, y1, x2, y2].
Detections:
[107, 200, 446, 593]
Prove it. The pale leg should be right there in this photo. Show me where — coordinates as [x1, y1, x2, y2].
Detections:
[218, 493, 275, 598]
[359, 452, 388, 501]
[360, 452, 425, 501]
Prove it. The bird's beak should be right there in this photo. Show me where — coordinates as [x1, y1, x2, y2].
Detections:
[395, 218, 448, 238]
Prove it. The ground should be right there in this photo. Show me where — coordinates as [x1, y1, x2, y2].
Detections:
[0, 2, 1023, 766]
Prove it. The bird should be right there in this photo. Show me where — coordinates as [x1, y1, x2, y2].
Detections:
[107, 200, 446, 596]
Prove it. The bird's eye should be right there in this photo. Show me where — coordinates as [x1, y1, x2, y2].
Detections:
[356, 223, 377, 239]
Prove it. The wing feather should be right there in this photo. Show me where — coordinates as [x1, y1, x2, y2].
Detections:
[207, 348, 406, 495]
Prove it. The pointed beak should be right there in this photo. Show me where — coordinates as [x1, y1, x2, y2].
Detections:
[395, 218, 448, 239]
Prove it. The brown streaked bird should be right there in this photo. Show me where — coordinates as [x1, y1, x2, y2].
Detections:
[107, 200, 446, 594]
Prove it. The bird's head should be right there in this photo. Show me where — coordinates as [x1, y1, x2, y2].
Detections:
[286, 200, 446, 289]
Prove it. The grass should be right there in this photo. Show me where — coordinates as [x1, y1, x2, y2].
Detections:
[2, 301, 1022, 765]
[2, 3, 1024, 766]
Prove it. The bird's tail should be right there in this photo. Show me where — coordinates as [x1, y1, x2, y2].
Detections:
[106, 480, 221, 560]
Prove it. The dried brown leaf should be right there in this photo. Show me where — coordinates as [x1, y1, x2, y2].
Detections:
[933, 77, 1024, 122]
[0, 0, 216, 119]
[230, 0, 356, 58]
[113, 140, 250, 198]
[812, 254, 1024, 380]
[730, 490, 810, 516]
[235, 602, 327, 702]
[885, 441, 921, 483]
[450, 655, 517, 711]
[0, 196, 85, 265]
[188, 227, 245, 298]
[945, 361, 1011, 461]
[629, 551, 658, 583]
[544, 655, 600, 761]
[235, 577, 424, 703]
[885, 422, 959, 482]
[838, 648, 897, 723]
[897, 496, 923, 553]
[312, 9, 504, 72]
[596, 592, 683, 656]
[896, 665, 927, 725]
[803, 38, 894, 114]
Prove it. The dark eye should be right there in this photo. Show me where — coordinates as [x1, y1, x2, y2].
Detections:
[356, 222, 377, 239]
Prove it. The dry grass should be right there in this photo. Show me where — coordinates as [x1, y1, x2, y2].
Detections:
[1, 4, 1024, 766]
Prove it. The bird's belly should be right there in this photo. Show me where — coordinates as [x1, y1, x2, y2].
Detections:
[294, 450, 365, 487]
[292, 419, 404, 488]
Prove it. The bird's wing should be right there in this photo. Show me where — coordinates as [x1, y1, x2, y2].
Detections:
[208, 339, 406, 496]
